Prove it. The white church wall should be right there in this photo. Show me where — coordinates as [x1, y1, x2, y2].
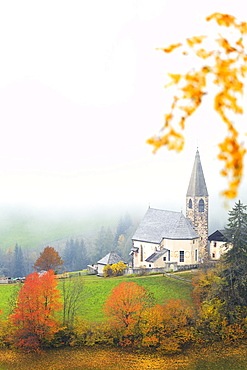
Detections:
[132, 240, 160, 267]
[162, 238, 199, 265]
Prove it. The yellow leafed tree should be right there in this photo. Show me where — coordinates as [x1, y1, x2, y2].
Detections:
[147, 13, 247, 199]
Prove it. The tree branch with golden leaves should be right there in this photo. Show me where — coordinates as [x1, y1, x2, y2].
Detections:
[147, 13, 247, 199]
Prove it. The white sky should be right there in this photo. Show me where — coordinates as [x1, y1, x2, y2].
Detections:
[0, 0, 246, 227]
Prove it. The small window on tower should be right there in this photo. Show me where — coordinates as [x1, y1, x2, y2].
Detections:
[188, 199, 192, 209]
[199, 199, 204, 212]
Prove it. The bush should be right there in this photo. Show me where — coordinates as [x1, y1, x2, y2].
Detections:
[103, 262, 127, 277]
[71, 319, 113, 346]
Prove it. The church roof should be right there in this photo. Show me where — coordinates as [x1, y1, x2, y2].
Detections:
[186, 150, 208, 197]
[97, 252, 124, 265]
[132, 208, 199, 243]
[145, 249, 168, 263]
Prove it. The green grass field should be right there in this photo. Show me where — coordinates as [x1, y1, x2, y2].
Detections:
[0, 274, 193, 321]
[77, 274, 193, 321]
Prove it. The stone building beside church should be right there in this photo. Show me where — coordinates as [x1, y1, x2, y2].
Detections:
[130, 150, 208, 268]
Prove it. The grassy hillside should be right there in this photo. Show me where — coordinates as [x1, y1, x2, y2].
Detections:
[78, 274, 193, 322]
[0, 274, 193, 321]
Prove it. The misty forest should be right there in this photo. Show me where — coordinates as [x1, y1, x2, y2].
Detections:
[0, 211, 135, 278]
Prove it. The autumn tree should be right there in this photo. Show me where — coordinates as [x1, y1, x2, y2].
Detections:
[10, 270, 62, 352]
[141, 299, 194, 353]
[104, 281, 152, 345]
[148, 13, 247, 199]
[34, 246, 64, 272]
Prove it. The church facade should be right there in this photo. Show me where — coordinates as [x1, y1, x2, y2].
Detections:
[130, 150, 208, 268]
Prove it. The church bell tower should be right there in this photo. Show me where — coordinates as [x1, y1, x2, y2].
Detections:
[186, 150, 208, 259]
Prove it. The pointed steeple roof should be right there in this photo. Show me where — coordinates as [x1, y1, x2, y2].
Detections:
[186, 150, 208, 197]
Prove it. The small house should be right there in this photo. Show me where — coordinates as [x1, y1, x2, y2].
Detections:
[97, 252, 125, 276]
[208, 229, 228, 260]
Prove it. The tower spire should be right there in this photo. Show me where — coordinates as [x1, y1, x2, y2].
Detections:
[186, 150, 209, 260]
[186, 149, 208, 197]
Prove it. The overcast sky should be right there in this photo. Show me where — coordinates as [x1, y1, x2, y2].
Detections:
[0, 0, 246, 228]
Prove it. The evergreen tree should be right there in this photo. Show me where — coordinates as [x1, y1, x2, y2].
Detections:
[115, 213, 132, 244]
[63, 239, 74, 271]
[197, 201, 247, 326]
[13, 244, 26, 278]
[94, 227, 114, 262]
[4, 248, 14, 277]
[220, 201, 247, 309]
[63, 238, 88, 272]
[79, 238, 88, 269]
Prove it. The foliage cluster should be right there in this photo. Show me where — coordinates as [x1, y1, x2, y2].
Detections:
[103, 281, 194, 351]
[34, 246, 64, 272]
[10, 270, 62, 352]
[103, 262, 127, 277]
[148, 13, 247, 199]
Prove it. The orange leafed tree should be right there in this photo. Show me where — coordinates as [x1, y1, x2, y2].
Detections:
[104, 281, 152, 345]
[10, 270, 62, 352]
[34, 246, 64, 272]
[147, 13, 247, 199]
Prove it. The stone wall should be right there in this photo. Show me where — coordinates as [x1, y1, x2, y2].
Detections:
[124, 263, 199, 275]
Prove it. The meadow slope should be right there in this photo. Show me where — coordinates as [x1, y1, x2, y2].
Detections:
[0, 274, 193, 321]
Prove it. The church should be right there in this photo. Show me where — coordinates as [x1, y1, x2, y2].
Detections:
[130, 150, 208, 268]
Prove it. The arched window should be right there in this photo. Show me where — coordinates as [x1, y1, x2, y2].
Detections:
[198, 199, 204, 212]
[188, 199, 192, 209]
